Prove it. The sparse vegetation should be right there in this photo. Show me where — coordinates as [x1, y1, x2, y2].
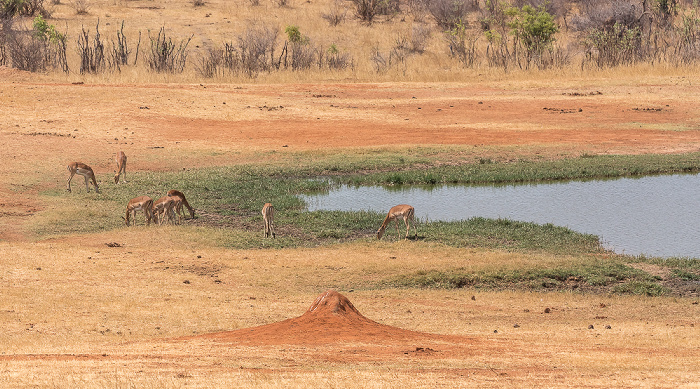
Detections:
[0, 0, 699, 79]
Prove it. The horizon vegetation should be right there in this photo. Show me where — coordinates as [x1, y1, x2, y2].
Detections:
[1, 0, 700, 83]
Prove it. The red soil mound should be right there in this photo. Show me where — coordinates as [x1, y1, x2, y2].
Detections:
[194, 290, 456, 346]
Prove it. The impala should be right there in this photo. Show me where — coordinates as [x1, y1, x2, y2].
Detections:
[152, 195, 176, 225]
[66, 162, 100, 193]
[377, 204, 417, 240]
[124, 195, 153, 226]
[262, 203, 275, 238]
[168, 194, 184, 225]
[167, 189, 195, 219]
[114, 151, 127, 184]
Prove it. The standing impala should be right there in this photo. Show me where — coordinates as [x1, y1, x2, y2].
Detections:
[377, 204, 417, 240]
[114, 151, 127, 184]
[167, 189, 195, 219]
[124, 195, 153, 226]
[262, 203, 275, 238]
[66, 162, 100, 193]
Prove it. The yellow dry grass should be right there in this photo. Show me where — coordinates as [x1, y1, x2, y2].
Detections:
[1, 235, 699, 387]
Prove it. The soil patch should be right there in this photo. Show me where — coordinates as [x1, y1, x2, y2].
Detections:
[187, 290, 471, 346]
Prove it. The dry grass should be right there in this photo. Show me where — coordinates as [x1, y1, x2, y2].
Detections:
[1, 236, 699, 387]
[13, 0, 698, 83]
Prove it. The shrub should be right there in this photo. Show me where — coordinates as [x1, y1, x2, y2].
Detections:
[146, 26, 192, 73]
[77, 21, 105, 73]
[445, 19, 479, 67]
[427, 0, 475, 30]
[321, 0, 348, 26]
[108, 20, 135, 70]
[506, 4, 559, 69]
[32, 15, 66, 71]
[281, 25, 316, 70]
[71, 0, 88, 15]
[325, 43, 352, 69]
[237, 23, 278, 76]
[351, 0, 379, 24]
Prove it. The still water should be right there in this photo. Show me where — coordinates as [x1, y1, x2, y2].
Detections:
[301, 174, 700, 258]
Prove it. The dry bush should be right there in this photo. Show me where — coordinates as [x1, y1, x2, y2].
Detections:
[392, 23, 431, 60]
[71, 0, 89, 14]
[426, 0, 476, 29]
[196, 23, 279, 78]
[321, 0, 348, 26]
[195, 47, 223, 77]
[108, 20, 136, 70]
[77, 22, 104, 73]
[2, 17, 66, 72]
[146, 27, 192, 73]
[445, 21, 480, 67]
[281, 40, 317, 70]
[325, 44, 352, 69]
[351, 0, 379, 23]
[237, 23, 278, 76]
[673, 10, 700, 64]
[5, 30, 46, 71]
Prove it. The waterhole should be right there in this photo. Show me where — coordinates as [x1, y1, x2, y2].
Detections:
[301, 174, 700, 258]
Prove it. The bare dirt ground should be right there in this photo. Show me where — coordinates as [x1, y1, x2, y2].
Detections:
[1, 68, 699, 386]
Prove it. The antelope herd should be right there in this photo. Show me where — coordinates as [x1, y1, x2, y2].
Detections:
[67, 151, 417, 240]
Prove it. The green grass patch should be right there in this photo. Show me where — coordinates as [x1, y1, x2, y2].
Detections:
[339, 153, 700, 186]
[612, 281, 669, 296]
[387, 259, 661, 294]
[419, 218, 603, 255]
[32, 151, 700, 258]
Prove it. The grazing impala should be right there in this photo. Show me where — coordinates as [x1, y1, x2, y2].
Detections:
[152, 195, 176, 225]
[377, 204, 417, 240]
[114, 151, 127, 184]
[124, 196, 153, 226]
[167, 189, 195, 219]
[66, 162, 100, 193]
[168, 194, 184, 225]
[262, 203, 275, 238]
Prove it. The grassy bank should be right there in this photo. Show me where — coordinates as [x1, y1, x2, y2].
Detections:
[32, 149, 700, 296]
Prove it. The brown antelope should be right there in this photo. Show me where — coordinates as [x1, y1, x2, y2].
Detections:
[66, 162, 100, 193]
[152, 195, 176, 225]
[167, 189, 195, 219]
[114, 151, 127, 184]
[168, 194, 184, 225]
[124, 196, 153, 226]
[377, 204, 417, 240]
[262, 203, 275, 238]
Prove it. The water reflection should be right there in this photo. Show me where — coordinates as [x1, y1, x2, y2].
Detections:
[301, 174, 700, 258]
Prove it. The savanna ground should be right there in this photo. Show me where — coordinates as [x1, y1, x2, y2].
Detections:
[2, 0, 700, 386]
[2, 67, 699, 388]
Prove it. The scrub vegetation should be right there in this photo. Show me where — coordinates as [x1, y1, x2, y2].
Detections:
[1, 0, 700, 81]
